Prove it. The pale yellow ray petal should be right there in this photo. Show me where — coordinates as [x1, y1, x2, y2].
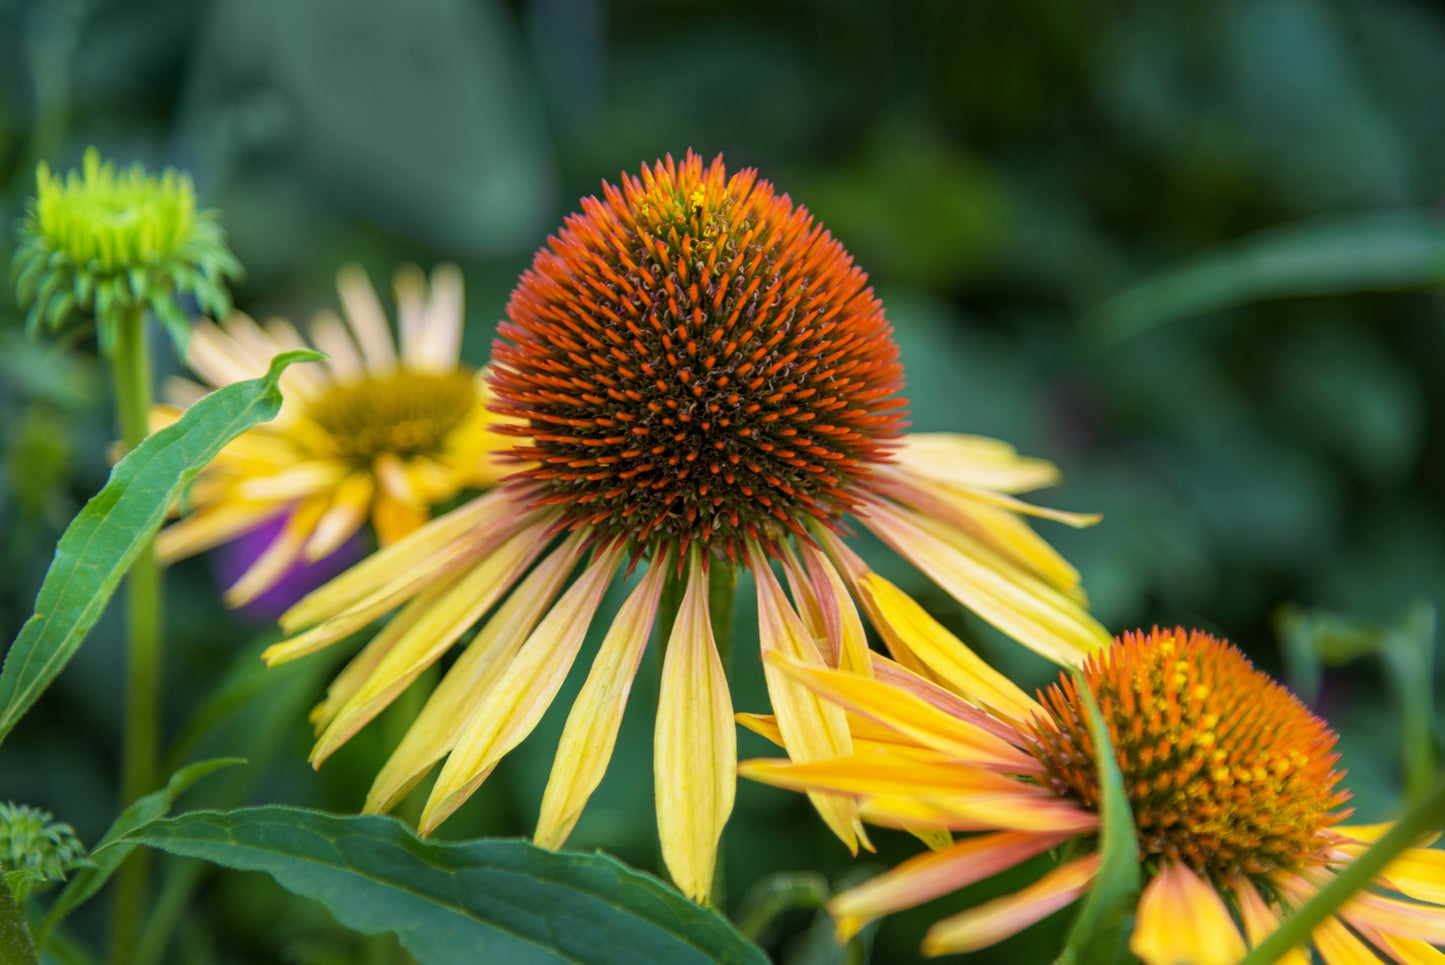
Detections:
[861, 499, 1111, 666]
[859, 573, 1045, 725]
[393, 264, 430, 369]
[751, 544, 864, 854]
[280, 488, 515, 631]
[655, 550, 736, 904]
[738, 753, 1048, 802]
[308, 309, 365, 383]
[161, 377, 209, 409]
[922, 853, 1101, 956]
[534, 556, 669, 850]
[764, 653, 1040, 771]
[896, 433, 1061, 494]
[420, 545, 624, 833]
[812, 527, 936, 681]
[364, 534, 586, 814]
[310, 519, 553, 766]
[857, 793, 1097, 835]
[736, 712, 955, 762]
[303, 473, 375, 561]
[224, 497, 330, 607]
[1373, 933, 1445, 964]
[186, 317, 268, 387]
[1377, 848, 1445, 906]
[154, 501, 283, 562]
[1232, 880, 1312, 965]
[870, 653, 1027, 746]
[233, 460, 348, 502]
[336, 265, 397, 375]
[1130, 861, 1247, 965]
[1312, 916, 1385, 965]
[422, 263, 464, 370]
[798, 541, 873, 678]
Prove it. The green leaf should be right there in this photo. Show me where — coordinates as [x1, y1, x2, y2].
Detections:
[1053, 674, 1140, 965]
[1085, 210, 1445, 342]
[121, 806, 769, 965]
[0, 350, 323, 746]
[33, 759, 243, 946]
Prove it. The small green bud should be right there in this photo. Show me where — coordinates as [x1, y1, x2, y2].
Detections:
[10, 147, 243, 355]
[0, 803, 89, 903]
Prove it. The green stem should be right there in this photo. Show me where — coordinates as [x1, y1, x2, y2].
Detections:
[1238, 777, 1445, 965]
[110, 306, 162, 965]
[0, 878, 39, 965]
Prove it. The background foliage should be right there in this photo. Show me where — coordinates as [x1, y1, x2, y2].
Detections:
[1, 0, 1443, 961]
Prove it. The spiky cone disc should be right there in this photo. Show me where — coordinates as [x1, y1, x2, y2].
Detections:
[489, 151, 907, 562]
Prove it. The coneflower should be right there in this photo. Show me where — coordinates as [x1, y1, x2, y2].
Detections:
[265, 151, 1108, 902]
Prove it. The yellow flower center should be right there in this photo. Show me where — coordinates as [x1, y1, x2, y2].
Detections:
[1029, 628, 1351, 877]
[306, 370, 478, 462]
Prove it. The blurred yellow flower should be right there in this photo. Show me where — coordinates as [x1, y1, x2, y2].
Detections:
[152, 264, 510, 605]
[740, 625, 1445, 962]
[263, 152, 1107, 903]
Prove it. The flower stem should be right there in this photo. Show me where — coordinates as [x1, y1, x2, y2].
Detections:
[1238, 777, 1445, 965]
[0, 878, 39, 965]
[110, 306, 162, 965]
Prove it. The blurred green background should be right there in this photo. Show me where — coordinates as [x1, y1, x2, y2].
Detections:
[2, 0, 1445, 961]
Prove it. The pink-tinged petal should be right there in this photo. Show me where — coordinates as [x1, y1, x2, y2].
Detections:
[1337, 890, 1445, 945]
[308, 518, 553, 766]
[336, 264, 397, 375]
[860, 499, 1110, 666]
[655, 551, 736, 903]
[1232, 879, 1311, 965]
[1312, 915, 1388, 965]
[364, 534, 586, 814]
[1131, 861, 1247, 965]
[829, 831, 1071, 941]
[751, 545, 866, 854]
[798, 541, 873, 678]
[280, 487, 521, 631]
[870, 653, 1038, 751]
[765, 653, 1040, 771]
[534, 556, 668, 850]
[813, 527, 936, 681]
[419, 544, 624, 832]
[735, 713, 950, 762]
[922, 852, 1101, 956]
[859, 573, 1045, 725]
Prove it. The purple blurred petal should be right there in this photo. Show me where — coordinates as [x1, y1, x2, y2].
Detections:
[210, 508, 367, 623]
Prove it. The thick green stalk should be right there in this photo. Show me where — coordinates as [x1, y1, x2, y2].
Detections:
[110, 306, 162, 965]
[1238, 777, 1445, 964]
[0, 877, 39, 965]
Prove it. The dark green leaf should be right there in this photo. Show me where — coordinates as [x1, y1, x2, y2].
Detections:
[1053, 675, 1140, 965]
[0, 350, 323, 746]
[33, 759, 243, 946]
[1085, 211, 1445, 342]
[122, 806, 769, 965]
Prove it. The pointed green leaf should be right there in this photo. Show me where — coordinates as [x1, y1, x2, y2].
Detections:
[1085, 211, 1445, 342]
[121, 806, 769, 965]
[33, 759, 243, 946]
[1053, 674, 1140, 965]
[0, 350, 323, 746]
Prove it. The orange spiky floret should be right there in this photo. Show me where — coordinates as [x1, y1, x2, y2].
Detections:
[489, 151, 908, 561]
[1029, 627, 1352, 878]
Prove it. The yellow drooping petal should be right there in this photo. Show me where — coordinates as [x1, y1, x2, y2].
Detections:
[1233, 880, 1311, 965]
[859, 573, 1045, 725]
[1377, 848, 1445, 906]
[829, 830, 1069, 942]
[764, 653, 1039, 771]
[655, 551, 736, 903]
[309, 519, 553, 765]
[224, 496, 329, 606]
[922, 853, 1101, 956]
[364, 534, 586, 814]
[155, 500, 283, 562]
[420, 545, 624, 832]
[797, 541, 873, 678]
[896, 433, 1062, 494]
[861, 499, 1110, 666]
[1131, 861, 1247, 965]
[751, 544, 865, 854]
[233, 459, 348, 502]
[1372, 933, 1445, 965]
[1311, 915, 1388, 965]
[534, 556, 669, 850]
[280, 488, 515, 631]
[303, 472, 375, 561]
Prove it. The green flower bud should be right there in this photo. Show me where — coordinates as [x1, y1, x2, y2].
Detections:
[0, 803, 89, 903]
[10, 147, 243, 355]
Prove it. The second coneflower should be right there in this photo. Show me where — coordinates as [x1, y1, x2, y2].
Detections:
[264, 151, 1109, 902]
[740, 625, 1445, 962]
[152, 264, 511, 605]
